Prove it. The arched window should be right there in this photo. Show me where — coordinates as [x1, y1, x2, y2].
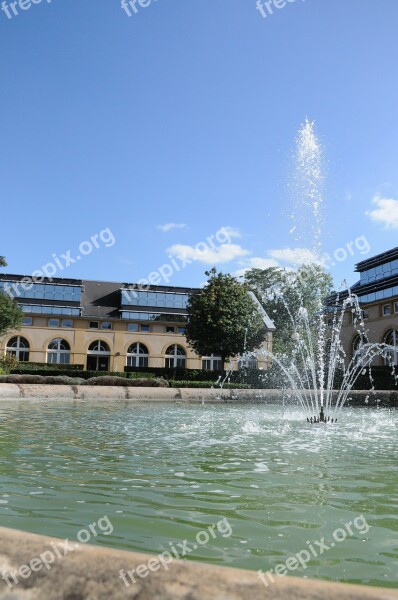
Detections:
[127, 343, 149, 368]
[88, 340, 110, 353]
[87, 340, 111, 372]
[6, 336, 30, 362]
[47, 339, 71, 364]
[202, 355, 223, 371]
[165, 344, 186, 368]
[384, 330, 398, 366]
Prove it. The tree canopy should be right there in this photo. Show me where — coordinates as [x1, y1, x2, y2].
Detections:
[0, 256, 23, 337]
[185, 268, 266, 366]
[244, 265, 333, 355]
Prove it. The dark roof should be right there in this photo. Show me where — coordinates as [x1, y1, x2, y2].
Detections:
[355, 246, 398, 272]
[81, 280, 121, 319]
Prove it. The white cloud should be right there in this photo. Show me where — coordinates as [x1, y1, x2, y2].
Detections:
[268, 247, 321, 266]
[234, 257, 279, 278]
[167, 243, 250, 265]
[157, 223, 187, 233]
[366, 196, 398, 229]
[217, 226, 242, 240]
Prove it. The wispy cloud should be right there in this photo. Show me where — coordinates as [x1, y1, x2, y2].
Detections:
[233, 247, 321, 277]
[268, 247, 321, 265]
[217, 226, 242, 240]
[366, 195, 398, 229]
[157, 223, 187, 233]
[167, 243, 249, 265]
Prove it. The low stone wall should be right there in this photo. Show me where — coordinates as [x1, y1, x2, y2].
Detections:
[0, 384, 397, 406]
[0, 527, 397, 600]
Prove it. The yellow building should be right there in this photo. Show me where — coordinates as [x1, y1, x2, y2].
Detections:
[339, 247, 398, 366]
[0, 275, 273, 372]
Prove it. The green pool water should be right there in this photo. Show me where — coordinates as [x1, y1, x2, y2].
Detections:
[0, 401, 397, 588]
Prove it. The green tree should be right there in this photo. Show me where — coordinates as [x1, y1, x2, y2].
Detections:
[245, 265, 333, 355]
[185, 268, 265, 367]
[0, 256, 23, 337]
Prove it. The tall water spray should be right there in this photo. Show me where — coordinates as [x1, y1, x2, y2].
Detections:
[243, 119, 396, 422]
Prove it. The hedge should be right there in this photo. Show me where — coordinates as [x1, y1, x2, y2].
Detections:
[168, 381, 251, 389]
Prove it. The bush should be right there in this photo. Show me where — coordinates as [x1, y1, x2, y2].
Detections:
[0, 354, 19, 375]
[84, 376, 168, 387]
[0, 374, 86, 385]
[168, 381, 251, 389]
[10, 362, 84, 371]
[11, 369, 128, 380]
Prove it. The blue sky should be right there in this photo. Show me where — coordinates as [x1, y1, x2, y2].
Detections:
[1, 0, 397, 289]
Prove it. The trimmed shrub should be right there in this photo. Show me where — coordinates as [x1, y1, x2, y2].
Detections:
[11, 369, 128, 380]
[83, 376, 168, 387]
[168, 381, 251, 389]
[41, 376, 86, 385]
[10, 362, 84, 372]
[0, 374, 86, 385]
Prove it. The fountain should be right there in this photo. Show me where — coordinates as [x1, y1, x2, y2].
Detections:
[242, 119, 396, 422]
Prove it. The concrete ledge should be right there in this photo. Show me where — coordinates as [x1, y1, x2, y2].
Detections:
[0, 527, 396, 600]
[0, 384, 397, 405]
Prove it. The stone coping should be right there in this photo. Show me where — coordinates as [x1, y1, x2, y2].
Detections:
[0, 527, 397, 600]
[0, 384, 397, 405]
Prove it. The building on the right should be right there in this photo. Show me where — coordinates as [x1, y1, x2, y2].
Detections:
[339, 246, 398, 366]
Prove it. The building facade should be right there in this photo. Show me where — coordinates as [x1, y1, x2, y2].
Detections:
[0, 274, 273, 371]
[340, 246, 398, 366]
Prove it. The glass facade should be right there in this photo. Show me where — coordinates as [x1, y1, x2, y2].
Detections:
[0, 281, 82, 302]
[121, 311, 187, 322]
[358, 285, 398, 304]
[359, 259, 398, 284]
[122, 290, 189, 309]
[21, 305, 81, 316]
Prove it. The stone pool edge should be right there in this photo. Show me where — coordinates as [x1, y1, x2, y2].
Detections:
[0, 526, 397, 600]
[0, 384, 397, 406]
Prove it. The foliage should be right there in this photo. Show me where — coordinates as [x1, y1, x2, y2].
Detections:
[244, 265, 333, 356]
[83, 376, 168, 387]
[185, 268, 266, 365]
[168, 381, 251, 389]
[0, 292, 23, 338]
[0, 354, 19, 374]
[0, 257, 6, 267]
[11, 362, 85, 371]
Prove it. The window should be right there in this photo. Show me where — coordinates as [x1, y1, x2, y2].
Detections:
[22, 317, 33, 326]
[395, 302, 398, 314]
[120, 311, 188, 322]
[383, 305, 391, 317]
[47, 339, 71, 364]
[121, 290, 190, 310]
[0, 281, 82, 302]
[128, 323, 138, 332]
[384, 330, 398, 366]
[165, 326, 175, 333]
[140, 325, 151, 333]
[89, 321, 99, 329]
[48, 318, 60, 327]
[178, 327, 186, 335]
[127, 343, 149, 368]
[6, 336, 30, 361]
[202, 355, 223, 371]
[62, 319, 73, 328]
[88, 340, 111, 353]
[165, 345, 186, 368]
[362, 309, 369, 320]
[101, 322, 112, 330]
[20, 305, 81, 316]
